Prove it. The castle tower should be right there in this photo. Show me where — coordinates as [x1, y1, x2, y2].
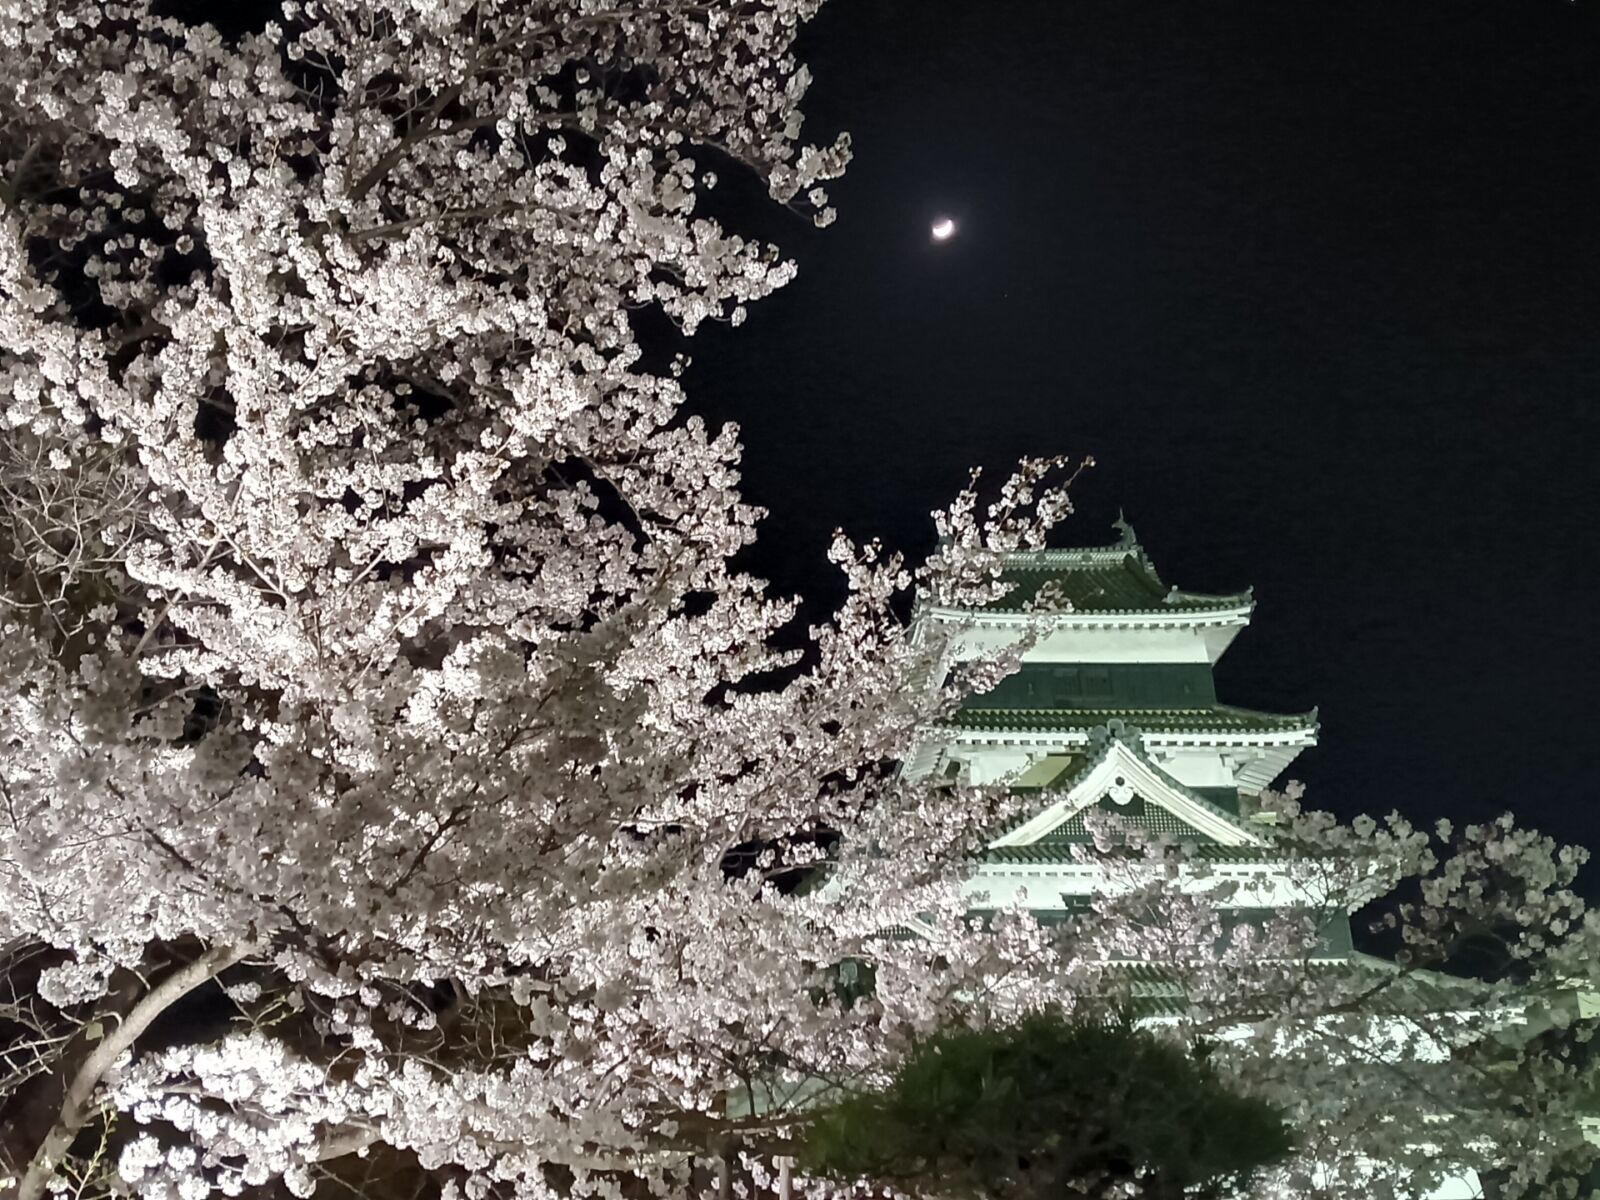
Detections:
[908, 519, 1348, 958]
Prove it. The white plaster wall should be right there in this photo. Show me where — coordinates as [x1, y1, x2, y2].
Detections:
[1420, 1171, 1482, 1199]
[961, 748, 1034, 785]
[1290, 1159, 1481, 1200]
[1149, 750, 1241, 789]
[940, 624, 1219, 665]
[964, 863, 1333, 909]
[956, 743, 1250, 795]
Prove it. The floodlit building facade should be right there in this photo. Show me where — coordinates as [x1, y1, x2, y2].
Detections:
[903, 520, 1483, 1199]
[906, 519, 1336, 936]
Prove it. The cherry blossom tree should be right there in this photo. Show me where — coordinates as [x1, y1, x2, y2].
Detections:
[1, 4, 1598, 1200]
[1055, 795, 1600, 1200]
[0, 3, 1082, 1197]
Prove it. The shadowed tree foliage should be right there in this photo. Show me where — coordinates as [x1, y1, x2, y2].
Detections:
[798, 1010, 1293, 1200]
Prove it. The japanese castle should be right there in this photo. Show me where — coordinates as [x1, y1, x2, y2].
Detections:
[905, 517, 1348, 953]
[899, 519, 1495, 1198]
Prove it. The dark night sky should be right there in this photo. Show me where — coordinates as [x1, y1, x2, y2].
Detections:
[682, 0, 1600, 852]
[161, 0, 1600, 853]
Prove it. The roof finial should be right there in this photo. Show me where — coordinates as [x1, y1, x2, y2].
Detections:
[1112, 509, 1137, 548]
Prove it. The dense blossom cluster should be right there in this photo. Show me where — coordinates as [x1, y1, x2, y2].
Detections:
[0, 3, 1596, 1199]
[1065, 795, 1600, 1198]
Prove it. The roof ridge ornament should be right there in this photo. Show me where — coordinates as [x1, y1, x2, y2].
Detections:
[1094, 718, 1146, 751]
[1112, 509, 1138, 549]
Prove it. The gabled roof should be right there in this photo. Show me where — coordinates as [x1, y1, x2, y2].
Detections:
[991, 553, 1251, 616]
[916, 523, 1258, 665]
[978, 519, 1252, 617]
[987, 727, 1269, 850]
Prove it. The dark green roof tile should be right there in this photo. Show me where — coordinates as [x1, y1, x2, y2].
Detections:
[986, 549, 1251, 615]
[981, 842, 1281, 864]
[947, 706, 1315, 736]
[979, 732, 1266, 848]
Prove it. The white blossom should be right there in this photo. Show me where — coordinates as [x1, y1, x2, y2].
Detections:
[0, 4, 1595, 1199]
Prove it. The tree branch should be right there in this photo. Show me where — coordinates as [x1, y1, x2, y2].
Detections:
[15, 943, 251, 1200]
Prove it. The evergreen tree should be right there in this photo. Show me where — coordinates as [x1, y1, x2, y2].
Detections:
[800, 1010, 1292, 1200]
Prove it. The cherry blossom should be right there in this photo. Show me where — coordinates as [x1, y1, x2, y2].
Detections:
[0, 4, 1596, 1199]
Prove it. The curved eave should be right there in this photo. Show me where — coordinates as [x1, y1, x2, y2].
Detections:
[938, 708, 1321, 747]
[982, 843, 1286, 865]
[965, 856, 1362, 911]
[922, 600, 1255, 628]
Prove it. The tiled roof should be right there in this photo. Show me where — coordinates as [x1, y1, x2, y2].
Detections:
[965, 909, 1354, 956]
[947, 706, 1316, 736]
[986, 548, 1251, 615]
[979, 725, 1265, 848]
[979, 838, 1292, 857]
[1038, 798, 1214, 843]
